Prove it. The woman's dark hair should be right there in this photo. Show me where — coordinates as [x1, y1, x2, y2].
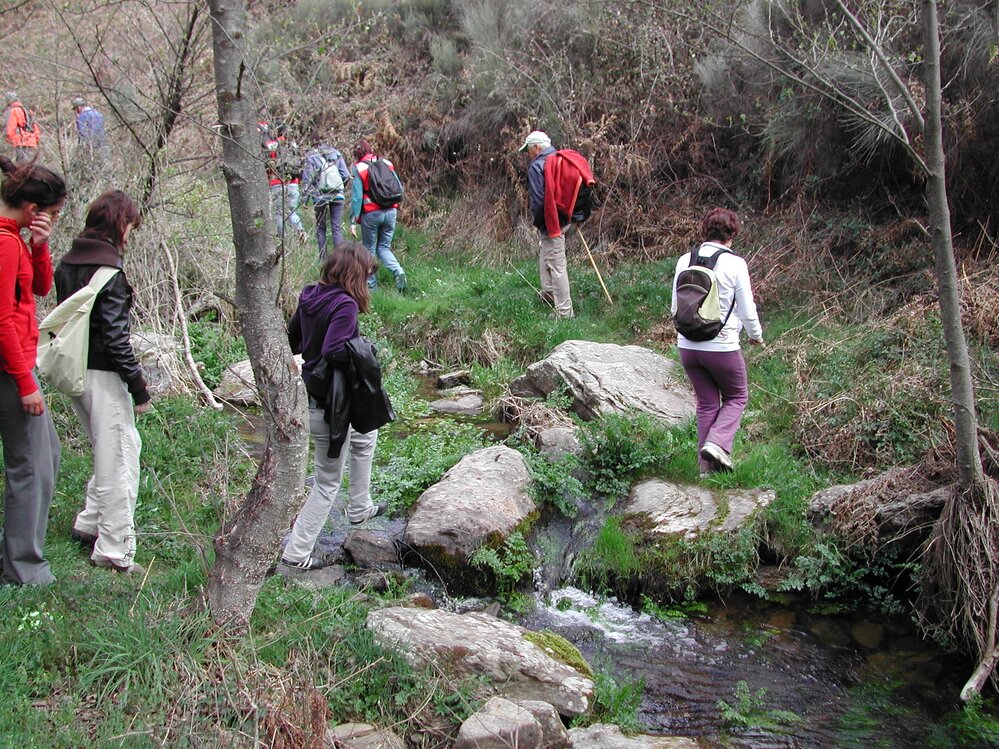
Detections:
[320, 241, 377, 312]
[0, 156, 67, 210]
[352, 139, 372, 163]
[701, 208, 740, 243]
[79, 190, 141, 249]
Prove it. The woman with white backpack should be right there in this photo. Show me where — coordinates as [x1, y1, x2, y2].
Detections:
[0, 156, 66, 585]
[55, 190, 150, 576]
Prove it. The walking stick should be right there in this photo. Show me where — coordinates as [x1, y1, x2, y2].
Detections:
[576, 225, 614, 305]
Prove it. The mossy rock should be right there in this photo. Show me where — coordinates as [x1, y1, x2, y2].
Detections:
[523, 629, 594, 678]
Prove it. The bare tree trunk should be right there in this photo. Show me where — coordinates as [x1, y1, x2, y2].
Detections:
[921, 0, 984, 492]
[204, 0, 309, 629]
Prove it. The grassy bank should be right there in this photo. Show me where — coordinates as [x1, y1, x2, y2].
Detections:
[4, 224, 998, 744]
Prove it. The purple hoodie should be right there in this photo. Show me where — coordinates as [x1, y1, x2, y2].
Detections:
[288, 282, 359, 399]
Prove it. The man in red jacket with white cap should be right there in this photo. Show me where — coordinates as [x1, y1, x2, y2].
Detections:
[520, 130, 575, 318]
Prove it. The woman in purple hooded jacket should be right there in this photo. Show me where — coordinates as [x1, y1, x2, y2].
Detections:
[281, 241, 388, 570]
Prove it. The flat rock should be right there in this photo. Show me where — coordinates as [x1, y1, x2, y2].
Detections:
[537, 426, 582, 458]
[367, 607, 593, 717]
[509, 341, 694, 423]
[568, 724, 702, 749]
[214, 355, 305, 406]
[437, 370, 472, 388]
[429, 391, 484, 416]
[623, 480, 774, 538]
[131, 332, 190, 397]
[807, 468, 949, 545]
[327, 723, 405, 749]
[344, 529, 400, 569]
[277, 563, 346, 589]
[516, 700, 570, 749]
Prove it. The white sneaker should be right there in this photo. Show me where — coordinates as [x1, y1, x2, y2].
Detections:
[700, 441, 734, 471]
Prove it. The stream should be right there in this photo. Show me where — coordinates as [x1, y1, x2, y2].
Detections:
[232, 383, 992, 748]
[522, 586, 974, 747]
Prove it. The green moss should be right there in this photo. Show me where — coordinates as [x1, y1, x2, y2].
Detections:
[522, 630, 594, 678]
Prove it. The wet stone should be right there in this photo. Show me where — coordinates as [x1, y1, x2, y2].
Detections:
[429, 389, 484, 416]
[850, 621, 886, 650]
[437, 369, 472, 388]
[344, 529, 400, 569]
[277, 563, 346, 589]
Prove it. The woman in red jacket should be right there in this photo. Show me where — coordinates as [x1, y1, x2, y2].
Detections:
[0, 156, 66, 585]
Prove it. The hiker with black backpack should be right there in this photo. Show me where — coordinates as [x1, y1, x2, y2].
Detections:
[671, 208, 763, 476]
[348, 139, 407, 291]
[520, 130, 594, 319]
[301, 137, 351, 260]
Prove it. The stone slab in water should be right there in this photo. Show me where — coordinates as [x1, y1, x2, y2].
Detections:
[344, 529, 400, 569]
[429, 391, 484, 415]
[277, 563, 346, 589]
[437, 369, 472, 388]
[510, 340, 695, 423]
[367, 607, 593, 717]
[214, 355, 305, 406]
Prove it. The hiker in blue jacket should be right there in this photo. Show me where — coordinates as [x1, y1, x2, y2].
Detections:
[301, 138, 351, 260]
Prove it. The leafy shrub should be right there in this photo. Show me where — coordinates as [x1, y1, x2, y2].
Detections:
[572, 668, 645, 733]
[580, 412, 677, 499]
[187, 315, 247, 389]
[373, 421, 487, 512]
[470, 531, 535, 600]
[779, 540, 914, 616]
[521, 447, 584, 518]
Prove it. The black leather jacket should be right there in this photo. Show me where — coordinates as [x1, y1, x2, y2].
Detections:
[322, 336, 395, 458]
[54, 238, 150, 405]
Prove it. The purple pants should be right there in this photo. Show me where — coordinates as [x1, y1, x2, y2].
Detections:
[679, 348, 749, 472]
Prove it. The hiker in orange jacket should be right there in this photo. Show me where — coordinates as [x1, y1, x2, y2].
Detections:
[3, 93, 41, 162]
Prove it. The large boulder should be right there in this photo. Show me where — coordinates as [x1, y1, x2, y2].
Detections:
[403, 446, 536, 583]
[214, 355, 304, 406]
[509, 341, 694, 423]
[622, 480, 775, 539]
[367, 607, 594, 718]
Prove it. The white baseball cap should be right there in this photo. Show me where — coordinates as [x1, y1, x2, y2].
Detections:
[518, 130, 551, 152]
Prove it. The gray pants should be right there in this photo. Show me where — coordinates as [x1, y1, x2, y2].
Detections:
[283, 408, 378, 564]
[0, 372, 60, 585]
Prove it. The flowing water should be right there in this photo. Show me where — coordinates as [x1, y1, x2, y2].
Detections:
[522, 586, 977, 747]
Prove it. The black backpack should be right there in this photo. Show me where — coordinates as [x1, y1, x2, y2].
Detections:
[365, 158, 404, 207]
[672, 247, 735, 341]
